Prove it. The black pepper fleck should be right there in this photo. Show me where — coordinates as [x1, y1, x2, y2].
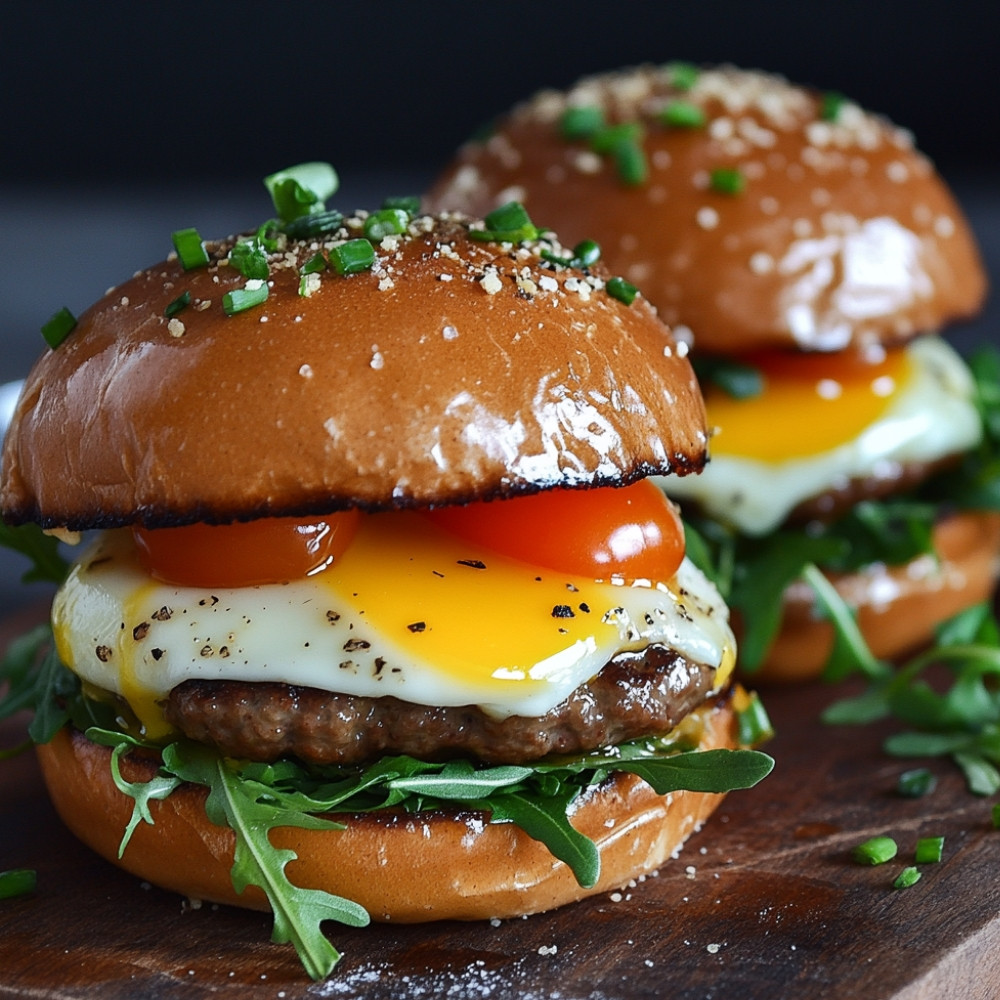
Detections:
[552, 605, 575, 618]
[407, 621, 427, 633]
[133, 622, 150, 641]
[457, 559, 487, 570]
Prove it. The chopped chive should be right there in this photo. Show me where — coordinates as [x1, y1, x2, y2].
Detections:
[992, 803, 1000, 829]
[560, 105, 605, 140]
[171, 228, 210, 270]
[660, 100, 707, 129]
[914, 836, 944, 864]
[736, 691, 775, 746]
[264, 162, 339, 223]
[470, 201, 542, 244]
[897, 768, 937, 799]
[0, 868, 36, 900]
[228, 239, 270, 281]
[283, 209, 345, 240]
[164, 291, 191, 318]
[668, 61, 700, 92]
[41, 306, 77, 349]
[589, 121, 643, 155]
[329, 238, 375, 276]
[222, 279, 269, 316]
[820, 91, 847, 122]
[606, 276, 638, 305]
[364, 208, 410, 241]
[613, 140, 647, 186]
[709, 167, 746, 195]
[851, 835, 897, 865]
[542, 238, 602, 269]
[382, 195, 421, 214]
[893, 866, 921, 889]
[571, 239, 601, 268]
[301, 252, 327, 276]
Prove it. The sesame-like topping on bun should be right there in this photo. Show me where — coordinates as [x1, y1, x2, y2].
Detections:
[427, 64, 987, 354]
[2, 212, 707, 530]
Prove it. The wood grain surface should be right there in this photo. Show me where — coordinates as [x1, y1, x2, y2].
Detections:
[1, 607, 999, 1000]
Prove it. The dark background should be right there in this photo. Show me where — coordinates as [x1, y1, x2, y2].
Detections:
[2, 0, 999, 611]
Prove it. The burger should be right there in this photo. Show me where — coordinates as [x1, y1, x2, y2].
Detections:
[0, 164, 772, 979]
[427, 64, 1000, 682]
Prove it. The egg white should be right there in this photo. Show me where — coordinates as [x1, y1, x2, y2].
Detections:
[52, 511, 735, 739]
[657, 336, 982, 536]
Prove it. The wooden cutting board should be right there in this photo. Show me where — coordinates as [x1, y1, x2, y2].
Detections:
[1, 608, 999, 1000]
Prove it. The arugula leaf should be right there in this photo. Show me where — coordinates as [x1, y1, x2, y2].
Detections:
[693, 356, 764, 400]
[0, 522, 69, 585]
[486, 787, 600, 888]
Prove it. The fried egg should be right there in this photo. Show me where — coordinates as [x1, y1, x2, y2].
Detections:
[658, 336, 982, 536]
[53, 510, 735, 740]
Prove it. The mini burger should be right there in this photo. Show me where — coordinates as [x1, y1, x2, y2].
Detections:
[427, 64, 1000, 682]
[0, 165, 772, 979]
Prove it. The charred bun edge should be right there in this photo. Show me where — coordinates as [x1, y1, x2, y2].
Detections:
[2, 457, 707, 533]
[747, 511, 1000, 684]
[1, 211, 709, 531]
[36, 692, 739, 923]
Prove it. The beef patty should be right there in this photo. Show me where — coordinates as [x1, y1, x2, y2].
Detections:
[164, 643, 720, 767]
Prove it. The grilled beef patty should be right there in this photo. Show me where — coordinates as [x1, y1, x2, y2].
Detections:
[164, 643, 719, 766]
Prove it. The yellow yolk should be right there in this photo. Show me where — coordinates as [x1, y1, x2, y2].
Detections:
[658, 336, 983, 537]
[706, 346, 912, 462]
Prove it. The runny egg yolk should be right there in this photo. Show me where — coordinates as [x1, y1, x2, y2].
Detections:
[130, 479, 685, 591]
[705, 345, 913, 462]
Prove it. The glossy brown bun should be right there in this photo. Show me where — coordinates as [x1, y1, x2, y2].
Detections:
[749, 511, 1000, 683]
[0, 213, 706, 531]
[36, 692, 740, 922]
[427, 65, 987, 355]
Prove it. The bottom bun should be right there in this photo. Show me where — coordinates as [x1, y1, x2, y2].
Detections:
[755, 510, 1000, 684]
[36, 692, 740, 923]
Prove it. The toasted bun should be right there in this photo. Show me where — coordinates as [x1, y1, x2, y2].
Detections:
[36, 693, 739, 922]
[1, 214, 706, 531]
[427, 65, 987, 354]
[749, 510, 1000, 683]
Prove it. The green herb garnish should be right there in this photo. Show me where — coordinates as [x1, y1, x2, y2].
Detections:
[40, 307, 77, 349]
[164, 291, 191, 318]
[222, 280, 269, 316]
[363, 208, 410, 241]
[612, 139, 647, 186]
[0, 869, 37, 900]
[852, 835, 898, 865]
[283, 210, 345, 240]
[897, 768, 937, 798]
[693, 356, 764, 400]
[914, 836, 944, 864]
[606, 276, 638, 305]
[264, 162, 339, 224]
[893, 866, 921, 889]
[560, 105, 605, 140]
[709, 167, 746, 195]
[541, 238, 602, 270]
[660, 100, 706, 129]
[228, 238, 270, 281]
[469, 202, 543, 244]
[328, 239, 376, 276]
[668, 61, 700, 92]
[820, 91, 847, 122]
[381, 195, 421, 214]
[171, 228, 210, 270]
[736, 691, 775, 746]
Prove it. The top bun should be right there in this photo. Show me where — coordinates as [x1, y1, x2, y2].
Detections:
[1, 212, 707, 531]
[427, 65, 987, 355]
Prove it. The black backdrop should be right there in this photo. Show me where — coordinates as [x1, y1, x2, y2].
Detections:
[4, 1, 999, 188]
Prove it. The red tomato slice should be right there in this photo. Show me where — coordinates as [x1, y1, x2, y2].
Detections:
[132, 511, 361, 588]
[425, 479, 685, 584]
